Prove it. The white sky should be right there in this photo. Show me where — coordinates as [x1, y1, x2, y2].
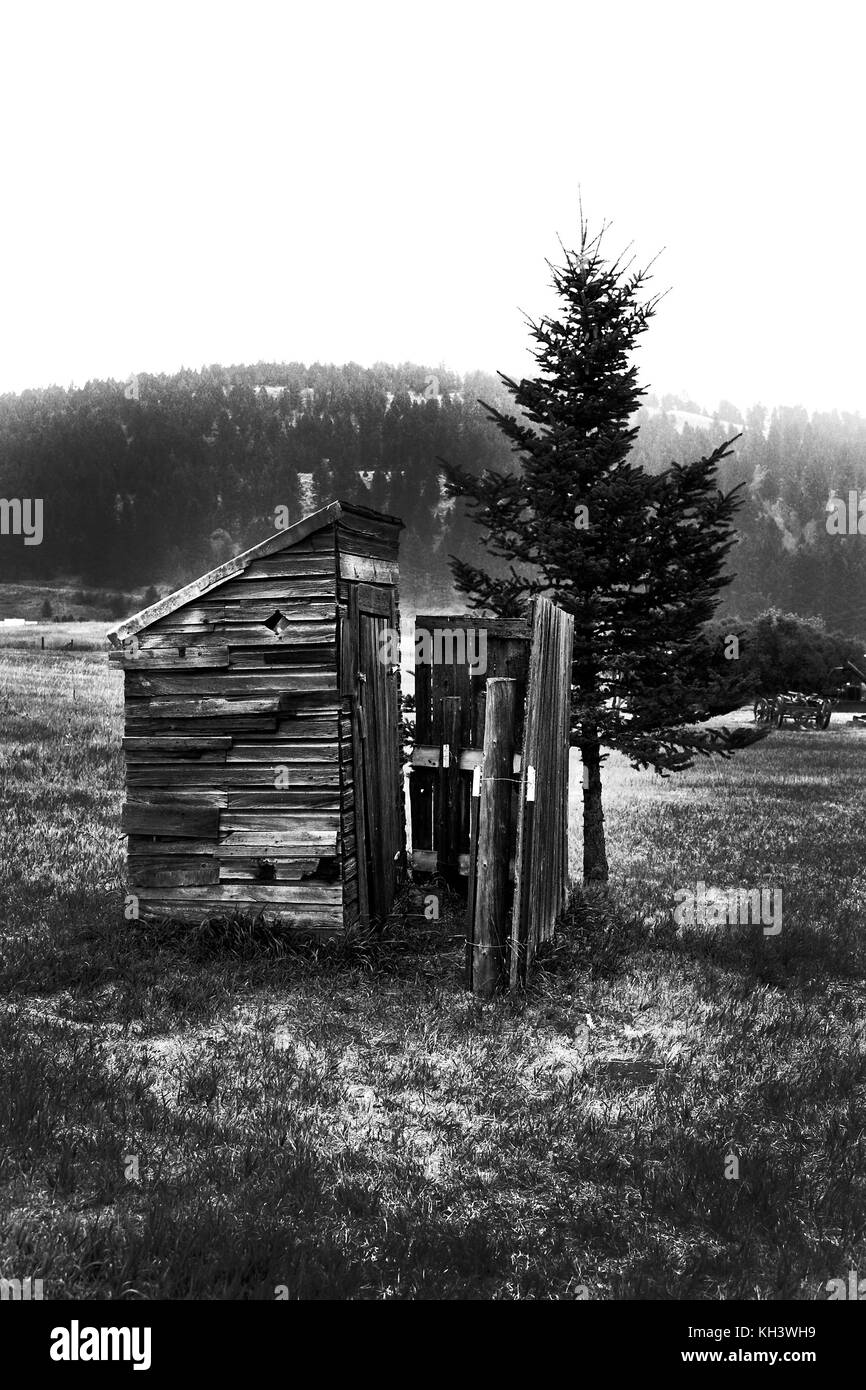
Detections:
[1, 0, 863, 415]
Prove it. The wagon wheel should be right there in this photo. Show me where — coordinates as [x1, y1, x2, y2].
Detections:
[754, 697, 769, 724]
[818, 699, 832, 730]
[791, 708, 813, 728]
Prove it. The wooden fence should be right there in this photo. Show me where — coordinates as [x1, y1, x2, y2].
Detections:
[409, 597, 573, 993]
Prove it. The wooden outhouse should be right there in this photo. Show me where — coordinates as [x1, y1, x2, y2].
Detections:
[108, 501, 404, 932]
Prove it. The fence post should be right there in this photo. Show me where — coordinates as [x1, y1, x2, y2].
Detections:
[510, 764, 536, 990]
[470, 677, 517, 996]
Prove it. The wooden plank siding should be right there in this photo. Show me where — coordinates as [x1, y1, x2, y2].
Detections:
[109, 501, 404, 931]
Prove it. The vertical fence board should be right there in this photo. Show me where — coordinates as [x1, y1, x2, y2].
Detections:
[470, 678, 517, 997]
[410, 634, 434, 855]
[465, 761, 481, 988]
[438, 696, 462, 887]
[511, 598, 574, 985]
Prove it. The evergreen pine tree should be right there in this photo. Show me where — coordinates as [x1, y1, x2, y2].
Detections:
[443, 219, 767, 882]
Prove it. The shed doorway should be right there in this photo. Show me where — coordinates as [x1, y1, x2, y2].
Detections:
[347, 582, 403, 925]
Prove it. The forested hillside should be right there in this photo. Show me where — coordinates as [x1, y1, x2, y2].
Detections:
[1, 363, 865, 637]
[634, 396, 866, 636]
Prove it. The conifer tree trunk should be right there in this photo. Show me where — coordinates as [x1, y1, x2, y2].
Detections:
[580, 731, 609, 883]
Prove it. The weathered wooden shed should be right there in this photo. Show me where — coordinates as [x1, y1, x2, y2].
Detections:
[107, 500, 404, 933]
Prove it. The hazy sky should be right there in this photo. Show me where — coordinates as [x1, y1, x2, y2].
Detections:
[2, 1, 863, 414]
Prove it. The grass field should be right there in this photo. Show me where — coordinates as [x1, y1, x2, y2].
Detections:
[0, 626, 864, 1299]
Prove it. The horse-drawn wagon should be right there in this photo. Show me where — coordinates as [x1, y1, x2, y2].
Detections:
[753, 692, 832, 729]
[753, 659, 866, 730]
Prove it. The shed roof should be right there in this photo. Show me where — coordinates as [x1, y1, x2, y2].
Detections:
[107, 499, 402, 646]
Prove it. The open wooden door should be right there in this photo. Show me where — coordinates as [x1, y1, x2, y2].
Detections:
[510, 597, 574, 986]
[348, 582, 403, 925]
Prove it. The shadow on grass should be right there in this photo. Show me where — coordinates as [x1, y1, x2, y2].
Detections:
[536, 879, 866, 994]
[0, 881, 467, 1033]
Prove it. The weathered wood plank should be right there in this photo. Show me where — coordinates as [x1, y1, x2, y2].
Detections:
[122, 805, 220, 837]
[276, 695, 343, 716]
[126, 705, 336, 737]
[128, 765, 341, 787]
[214, 578, 335, 601]
[271, 716, 339, 739]
[126, 749, 228, 765]
[138, 626, 216, 647]
[470, 678, 517, 997]
[224, 601, 335, 620]
[438, 696, 462, 887]
[244, 557, 336, 578]
[337, 533, 399, 562]
[126, 671, 337, 698]
[143, 884, 343, 904]
[124, 789, 228, 807]
[123, 737, 233, 753]
[228, 643, 335, 666]
[127, 837, 218, 856]
[215, 841, 337, 859]
[136, 900, 344, 927]
[128, 857, 219, 887]
[215, 628, 335, 650]
[125, 715, 279, 735]
[337, 515, 402, 550]
[226, 742, 338, 763]
[113, 646, 230, 670]
[148, 604, 225, 627]
[128, 697, 292, 719]
[355, 583, 392, 617]
[510, 597, 574, 987]
[338, 554, 399, 585]
[227, 790, 341, 810]
[410, 615, 433, 855]
[222, 613, 335, 632]
[219, 811, 339, 834]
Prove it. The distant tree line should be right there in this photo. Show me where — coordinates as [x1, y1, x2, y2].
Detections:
[0, 365, 865, 640]
[0, 363, 518, 612]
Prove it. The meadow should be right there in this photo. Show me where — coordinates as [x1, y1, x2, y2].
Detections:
[0, 624, 864, 1299]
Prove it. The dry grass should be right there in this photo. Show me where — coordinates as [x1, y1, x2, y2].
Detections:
[0, 637, 864, 1298]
